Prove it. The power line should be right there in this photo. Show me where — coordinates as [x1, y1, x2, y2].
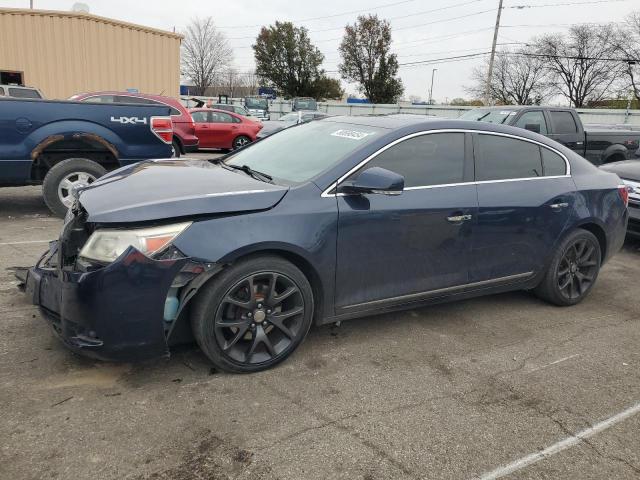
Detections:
[506, 0, 631, 9]
[216, 0, 420, 29]
[225, 0, 486, 39]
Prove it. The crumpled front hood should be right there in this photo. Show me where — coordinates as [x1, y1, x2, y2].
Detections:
[78, 159, 288, 223]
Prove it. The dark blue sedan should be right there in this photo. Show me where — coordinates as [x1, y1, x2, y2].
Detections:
[24, 116, 629, 372]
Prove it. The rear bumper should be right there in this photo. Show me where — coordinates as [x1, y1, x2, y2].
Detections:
[25, 242, 186, 362]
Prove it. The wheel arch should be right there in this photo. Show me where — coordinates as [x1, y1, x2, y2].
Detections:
[218, 245, 326, 324]
[601, 144, 628, 164]
[575, 221, 607, 259]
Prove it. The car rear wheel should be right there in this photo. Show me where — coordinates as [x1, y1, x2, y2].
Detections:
[232, 135, 251, 150]
[191, 256, 314, 373]
[42, 158, 106, 218]
[534, 229, 601, 306]
[171, 140, 181, 158]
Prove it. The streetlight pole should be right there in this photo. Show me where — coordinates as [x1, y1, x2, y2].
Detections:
[485, 0, 504, 105]
[428, 68, 437, 105]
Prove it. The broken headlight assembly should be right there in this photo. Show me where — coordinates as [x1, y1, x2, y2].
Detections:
[78, 222, 192, 263]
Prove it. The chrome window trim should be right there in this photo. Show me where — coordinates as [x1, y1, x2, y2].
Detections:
[321, 128, 571, 198]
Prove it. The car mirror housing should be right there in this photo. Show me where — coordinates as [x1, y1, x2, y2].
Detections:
[338, 167, 404, 196]
[524, 123, 541, 133]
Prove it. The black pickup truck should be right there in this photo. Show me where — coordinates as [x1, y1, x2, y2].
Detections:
[460, 106, 640, 165]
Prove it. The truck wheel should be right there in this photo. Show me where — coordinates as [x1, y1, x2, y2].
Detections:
[42, 158, 107, 217]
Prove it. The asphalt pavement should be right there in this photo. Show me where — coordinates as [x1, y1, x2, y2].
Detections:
[1, 181, 640, 480]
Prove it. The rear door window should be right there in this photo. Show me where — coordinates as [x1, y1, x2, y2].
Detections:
[550, 111, 578, 134]
[364, 133, 466, 187]
[476, 134, 543, 181]
[541, 148, 567, 176]
[211, 112, 234, 123]
[514, 111, 547, 134]
[191, 111, 209, 123]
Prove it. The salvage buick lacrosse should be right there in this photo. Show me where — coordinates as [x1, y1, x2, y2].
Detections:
[23, 116, 629, 372]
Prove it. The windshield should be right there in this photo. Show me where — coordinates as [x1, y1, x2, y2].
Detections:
[246, 97, 268, 109]
[294, 98, 317, 110]
[225, 121, 384, 184]
[278, 113, 300, 122]
[459, 108, 515, 124]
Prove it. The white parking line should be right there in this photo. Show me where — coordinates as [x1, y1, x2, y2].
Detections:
[475, 401, 640, 480]
[527, 354, 581, 374]
[0, 240, 50, 246]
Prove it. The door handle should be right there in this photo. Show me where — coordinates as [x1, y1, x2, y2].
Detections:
[549, 202, 569, 210]
[447, 214, 472, 223]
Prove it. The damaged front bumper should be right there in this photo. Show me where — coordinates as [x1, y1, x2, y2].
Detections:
[25, 241, 190, 362]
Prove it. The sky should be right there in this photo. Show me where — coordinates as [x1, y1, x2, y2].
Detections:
[2, 0, 639, 103]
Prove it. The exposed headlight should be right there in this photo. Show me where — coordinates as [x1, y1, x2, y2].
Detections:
[79, 222, 191, 263]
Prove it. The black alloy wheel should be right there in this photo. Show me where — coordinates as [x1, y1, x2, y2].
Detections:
[191, 256, 314, 373]
[556, 238, 599, 301]
[534, 229, 601, 306]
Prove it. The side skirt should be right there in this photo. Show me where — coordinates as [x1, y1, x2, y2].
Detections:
[319, 271, 537, 326]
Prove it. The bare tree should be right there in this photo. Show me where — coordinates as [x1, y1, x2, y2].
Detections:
[535, 24, 622, 107]
[612, 12, 640, 101]
[243, 70, 261, 96]
[221, 68, 245, 98]
[181, 17, 232, 96]
[466, 47, 549, 105]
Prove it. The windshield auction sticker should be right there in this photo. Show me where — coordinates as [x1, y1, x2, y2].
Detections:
[331, 129, 374, 140]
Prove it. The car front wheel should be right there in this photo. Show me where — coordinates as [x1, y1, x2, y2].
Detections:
[191, 256, 314, 373]
[534, 229, 602, 306]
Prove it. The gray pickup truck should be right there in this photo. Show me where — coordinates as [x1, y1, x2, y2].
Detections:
[460, 106, 640, 165]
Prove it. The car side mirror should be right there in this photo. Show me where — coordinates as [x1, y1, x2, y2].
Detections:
[524, 123, 541, 133]
[338, 167, 404, 196]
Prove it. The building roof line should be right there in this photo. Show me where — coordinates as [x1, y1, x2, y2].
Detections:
[0, 8, 183, 40]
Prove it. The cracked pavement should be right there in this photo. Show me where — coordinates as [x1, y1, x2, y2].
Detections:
[1, 181, 640, 480]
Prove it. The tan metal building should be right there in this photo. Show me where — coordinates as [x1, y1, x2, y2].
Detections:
[0, 8, 182, 99]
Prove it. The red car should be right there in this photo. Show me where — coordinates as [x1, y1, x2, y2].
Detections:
[189, 108, 262, 150]
[70, 91, 199, 157]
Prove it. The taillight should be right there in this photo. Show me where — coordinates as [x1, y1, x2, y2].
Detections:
[151, 116, 173, 144]
[618, 184, 629, 207]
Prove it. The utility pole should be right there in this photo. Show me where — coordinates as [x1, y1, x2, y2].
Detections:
[30, 0, 33, 8]
[485, 0, 503, 105]
[428, 68, 437, 105]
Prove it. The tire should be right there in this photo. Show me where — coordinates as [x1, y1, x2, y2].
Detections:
[534, 229, 602, 306]
[191, 255, 314, 373]
[232, 135, 251, 150]
[42, 158, 107, 217]
[171, 140, 181, 158]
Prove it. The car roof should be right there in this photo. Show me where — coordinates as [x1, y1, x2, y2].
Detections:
[74, 91, 182, 104]
[190, 107, 243, 117]
[320, 114, 579, 149]
[472, 105, 575, 111]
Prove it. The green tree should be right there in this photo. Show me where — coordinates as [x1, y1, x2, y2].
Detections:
[338, 15, 404, 103]
[253, 22, 327, 98]
[311, 76, 344, 100]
